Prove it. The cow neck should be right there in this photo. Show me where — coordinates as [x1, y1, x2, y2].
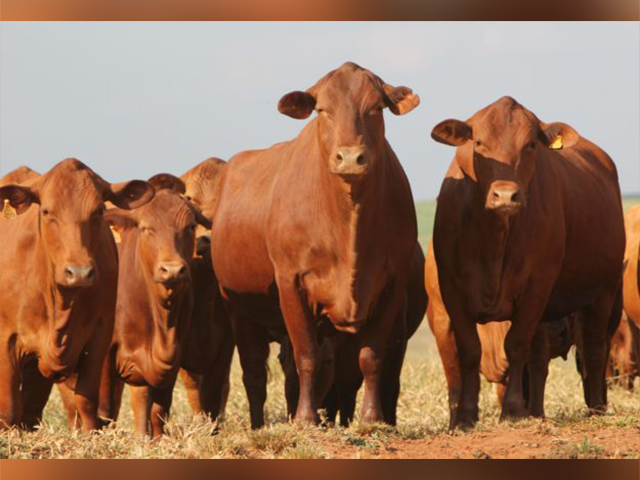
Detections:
[312, 130, 387, 306]
[35, 214, 80, 370]
[129, 232, 184, 374]
[469, 180, 532, 313]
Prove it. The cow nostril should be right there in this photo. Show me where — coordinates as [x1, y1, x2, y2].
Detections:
[356, 154, 365, 165]
[492, 190, 501, 199]
[160, 266, 169, 274]
[511, 192, 520, 203]
[336, 153, 343, 163]
[65, 268, 75, 279]
[178, 265, 186, 276]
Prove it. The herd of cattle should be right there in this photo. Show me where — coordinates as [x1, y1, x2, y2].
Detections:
[0, 62, 638, 438]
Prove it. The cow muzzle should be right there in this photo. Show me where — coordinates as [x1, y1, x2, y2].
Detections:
[62, 264, 96, 288]
[331, 318, 365, 334]
[155, 261, 189, 287]
[330, 146, 368, 179]
[485, 181, 523, 216]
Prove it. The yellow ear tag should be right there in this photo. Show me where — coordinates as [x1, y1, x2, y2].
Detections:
[3, 199, 17, 219]
[550, 135, 563, 150]
[109, 225, 121, 244]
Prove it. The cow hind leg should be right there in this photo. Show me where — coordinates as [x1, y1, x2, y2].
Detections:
[180, 369, 203, 414]
[199, 336, 235, 422]
[231, 309, 270, 429]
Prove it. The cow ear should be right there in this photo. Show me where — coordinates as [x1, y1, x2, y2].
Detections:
[0, 185, 40, 215]
[431, 119, 472, 146]
[541, 122, 580, 150]
[383, 85, 420, 116]
[103, 208, 137, 235]
[147, 173, 186, 194]
[108, 180, 155, 210]
[278, 91, 316, 119]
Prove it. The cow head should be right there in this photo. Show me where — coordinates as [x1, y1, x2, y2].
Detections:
[180, 157, 226, 225]
[105, 189, 211, 301]
[431, 96, 580, 217]
[278, 62, 419, 181]
[0, 158, 155, 289]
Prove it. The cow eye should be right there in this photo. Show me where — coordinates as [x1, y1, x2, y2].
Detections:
[41, 208, 50, 217]
[528, 141, 537, 150]
[474, 140, 482, 147]
[185, 195, 193, 202]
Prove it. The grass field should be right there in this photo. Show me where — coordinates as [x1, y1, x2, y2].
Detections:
[1, 196, 638, 459]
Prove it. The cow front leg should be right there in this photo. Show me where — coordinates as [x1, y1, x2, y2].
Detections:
[0, 347, 21, 429]
[526, 324, 551, 418]
[130, 385, 151, 435]
[277, 277, 320, 425]
[73, 319, 113, 431]
[580, 288, 621, 414]
[20, 359, 53, 430]
[502, 284, 554, 421]
[359, 285, 404, 425]
[149, 382, 176, 438]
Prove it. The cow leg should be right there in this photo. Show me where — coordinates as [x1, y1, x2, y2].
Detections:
[501, 290, 553, 421]
[199, 337, 235, 421]
[98, 346, 124, 423]
[277, 279, 320, 425]
[73, 319, 113, 431]
[380, 316, 408, 426]
[580, 288, 621, 413]
[428, 303, 463, 429]
[149, 383, 175, 438]
[0, 347, 21, 429]
[130, 385, 151, 435]
[231, 309, 269, 429]
[333, 341, 361, 427]
[526, 324, 551, 418]
[359, 285, 404, 425]
[447, 309, 481, 429]
[180, 369, 203, 414]
[57, 382, 81, 429]
[496, 382, 507, 407]
[20, 359, 53, 430]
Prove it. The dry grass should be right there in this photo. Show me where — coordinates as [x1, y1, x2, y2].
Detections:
[1, 324, 638, 459]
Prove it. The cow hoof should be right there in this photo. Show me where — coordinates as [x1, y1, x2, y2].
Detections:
[587, 405, 607, 416]
[294, 412, 319, 425]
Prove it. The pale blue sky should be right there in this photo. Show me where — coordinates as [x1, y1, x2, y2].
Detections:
[1, 22, 638, 199]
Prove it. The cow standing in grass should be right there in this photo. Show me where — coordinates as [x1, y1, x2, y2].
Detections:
[431, 96, 625, 428]
[209, 62, 420, 428]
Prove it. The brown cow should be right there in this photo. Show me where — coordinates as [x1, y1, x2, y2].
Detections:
[430, 96, 625, 428]
[103, 188, 211, 437]
[607, 204, 640, 390]
[279, 242, 428, 426]
[177, 157, 234, 421]
[0, 158, 154, 430]
[209, 62, 420, 428]
[425, 240, 573, 417]
[60, 186, 211, 436]
[623, 205, 640, 328]
[0, 165, 40, 186]
[606, 314, 639, 390]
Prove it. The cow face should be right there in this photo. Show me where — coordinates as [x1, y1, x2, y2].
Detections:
[278, 62, 419, 182]
[431, 96, 580, 217]
[180, 157, 226, 229]
[0, 158, 155, 289]
[105, 190, 211, 301]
